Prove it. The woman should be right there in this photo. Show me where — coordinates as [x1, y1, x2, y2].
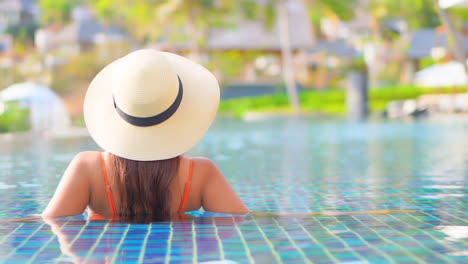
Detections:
[42, 50, 248, 219]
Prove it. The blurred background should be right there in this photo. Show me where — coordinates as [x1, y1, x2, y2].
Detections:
[0, 0, 467, 134]
[1, 3, 468, 262]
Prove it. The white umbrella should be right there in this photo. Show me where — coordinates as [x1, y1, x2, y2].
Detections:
[414, 61, 468, 87]
[439, 0, 468, 9]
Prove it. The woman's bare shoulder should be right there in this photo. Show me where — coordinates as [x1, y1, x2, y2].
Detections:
[71, 151, 102, 164]
[187, 157, 218, 173]
[74, 151, 102, 159]
[190, 157, 216, 165]
[65, 151, 103, 175]
[61, 151, 105, 193]
[178, 156, 220, 185]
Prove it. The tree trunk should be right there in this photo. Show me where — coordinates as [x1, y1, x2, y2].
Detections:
[316, 53, 328, 89]
[370, 14, 382, 40]
[277, 0, 300, 114]
[434, 0, 468, 81]
[186, 3, 201, 62]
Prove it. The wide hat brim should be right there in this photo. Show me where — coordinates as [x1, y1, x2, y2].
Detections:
[84, 51, 220, 161]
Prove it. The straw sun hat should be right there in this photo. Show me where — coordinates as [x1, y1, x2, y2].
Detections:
[84, 49, 220, 161]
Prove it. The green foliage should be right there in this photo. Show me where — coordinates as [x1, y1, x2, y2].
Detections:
[308, 0, 356, 21]
[348, 56, 367, 72]
[6, 22, 38, 43]
[305, 0, 356, 31]
[370, 0, 440, 29]
[39, 0, 73, 25]
[87, 0, 250, 43]
[0, 101, 31, 133]
[219, 93, 290, 117]
[83, 0, 150, 40]
[300, 89, 346, 114]
[4, 20, 38, 55]
[250, 0, 276, 29]
[419, 57, 440, 69]
[219, 85, 468, 117]
[93, 0, 120, 22]
[240, 0, 260, 20]
[449, 7, 468, 22]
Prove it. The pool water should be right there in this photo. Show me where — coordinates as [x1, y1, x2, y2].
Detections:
[0, 117, 466, 263]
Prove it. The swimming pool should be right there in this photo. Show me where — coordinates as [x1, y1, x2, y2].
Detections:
[0, 116, 466, 263]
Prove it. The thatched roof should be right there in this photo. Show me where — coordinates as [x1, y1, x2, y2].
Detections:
[407, 28, 468, 59]
[0, 0, 36, 13]
[309, 40, 358, 58]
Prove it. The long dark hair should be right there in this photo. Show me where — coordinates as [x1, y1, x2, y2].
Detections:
[109, 154, 180, 219]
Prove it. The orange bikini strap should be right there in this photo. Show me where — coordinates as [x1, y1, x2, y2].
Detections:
[100, 153, 117, 217]
[178, 159, 194, 213]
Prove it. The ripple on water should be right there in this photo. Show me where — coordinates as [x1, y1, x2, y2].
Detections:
[0, 182, 16, 189]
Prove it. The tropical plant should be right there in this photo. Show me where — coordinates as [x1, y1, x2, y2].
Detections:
[39, 0, 73, 25]
[348, 56, 367, 72]
[369, 0, 439, 32]
[88, 1, 246, 49]
[305, 0, 356, 31]
[433, 0, 468, 78]
[0, 101, 31, 133]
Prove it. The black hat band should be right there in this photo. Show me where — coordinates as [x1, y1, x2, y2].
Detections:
[113, 76, 183, 127]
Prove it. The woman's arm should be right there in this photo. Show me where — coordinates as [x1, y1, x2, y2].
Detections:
[200, 159, 249, 214]
[42, 152, 91, 218]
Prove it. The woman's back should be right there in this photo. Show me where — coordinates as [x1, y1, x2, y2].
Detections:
[42, 151, 248, 219]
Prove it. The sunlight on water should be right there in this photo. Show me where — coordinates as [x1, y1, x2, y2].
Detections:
[0, 117, 466, 263]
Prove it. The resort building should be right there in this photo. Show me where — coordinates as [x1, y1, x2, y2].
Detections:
[0, 0, 39, 32]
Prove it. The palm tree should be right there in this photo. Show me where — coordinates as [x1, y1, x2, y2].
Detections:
[89, 0, 239, 48]
[433, 0, 468, 79]
[274, 0, 356, 114]
[277, 0, 301, 113]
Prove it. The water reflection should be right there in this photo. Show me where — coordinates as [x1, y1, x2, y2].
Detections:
[40, 215, 246, 263]
[0, 210, 466, 262]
